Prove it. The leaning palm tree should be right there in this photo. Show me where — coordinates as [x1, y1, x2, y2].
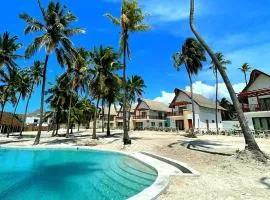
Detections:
[105, 0, 150, 144]
[0, 32, 22, 71]
[189, 0, 267, 161]
[19, 61, 43, 137]
[20, 0, 85, 145]
[173, 38, 206, 136]
[239, 63, 251, 85]
[210, 52, 231, 134]
[8, 70, 31, 137]
[126, 75, 145, 130]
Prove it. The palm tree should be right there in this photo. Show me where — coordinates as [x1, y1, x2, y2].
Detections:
[20, 0, 85, 145]
[173, 38, 206, 136]
[239, 63, 251, 85]
[210, 52, 231, 134]
[89, 46, 122, 139]
[189, 0, 267, 161]
[7, 69, 31, 137]
[219, 98, 236, 120]
[0, 32, 22, 71]
[105, 0, 150, 144]
[126, 75, 145, 130]
[61, 48, 91, 138]
[19, 61, 43, 137]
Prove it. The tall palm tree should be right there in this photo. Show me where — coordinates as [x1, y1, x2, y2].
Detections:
[19, 61, 43, 137]
[89, 46, 122, 139]
[126, 75, 145, 130]
[61, 48, 91, 138]
[7, 70, 31, 137]
[20, 0, 85, 145]
[239, 63, 251, 85]
[173, 38, 206, 136]
[210, 52, 231, 134]
[105, 0, 150, 144]
[0, 32, 22, 71]
[189, 0, 267, 161]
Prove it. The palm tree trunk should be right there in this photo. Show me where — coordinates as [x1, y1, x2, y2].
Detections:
[101, 98, 105, 133]
[123, 34, 130, 145]
[0, 100, 7, 125]
[51, 108, 58, 137]
[244, 72, 248, 85]
[186, 65, 195, 135]
[107, 102, 112, 136]
[215, 68, 219, 134]
[34, 54, 49, 145]
[92, 97, 100, 139]
[7, 93, 21, 137]
[78, 122, 80, 132]
[20, 82, 34, 138]
[66, 93, 73, 138]
[189, 0, 265, 159]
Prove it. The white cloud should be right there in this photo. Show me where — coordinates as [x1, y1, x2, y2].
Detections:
[153, 81, 246, 104]
[153, 91, 175, 105]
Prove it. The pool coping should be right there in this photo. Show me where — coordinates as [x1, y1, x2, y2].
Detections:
[0, 145, 200, 200]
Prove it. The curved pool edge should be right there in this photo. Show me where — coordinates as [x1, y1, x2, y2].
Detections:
[0, 146, 199, 200]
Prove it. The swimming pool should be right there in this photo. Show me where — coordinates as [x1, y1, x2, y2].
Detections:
[0, 148, 157, 200]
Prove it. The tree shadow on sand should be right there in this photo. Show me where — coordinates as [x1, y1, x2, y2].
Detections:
[260, 177, 270, 189]
[168, 140, 233, 156]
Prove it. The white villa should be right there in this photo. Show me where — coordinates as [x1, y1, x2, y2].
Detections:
[238, 69, 270, 131]
[25, 110, 50, 127]
[132, 99, 170, 130]
[168, 89, 225, 132]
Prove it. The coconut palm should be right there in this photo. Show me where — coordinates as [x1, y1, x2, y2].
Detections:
[189, 0, 267, 161]
[89, 46, 122, 139]
[173, 38, 206, 136]
[239, 63, 251, 85]
[210, 52, 231, 134]
[0, 32, 22, 71]
[126, 75, 145, 130]
[105, 0, 150, 144]
[20, 0, 85, 145]
[60, 48, 92, 137]
[19, 61, 43, 137]
[7, 70, 31, 137]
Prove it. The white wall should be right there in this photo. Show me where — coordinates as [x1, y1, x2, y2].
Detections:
[198, 107, 223, 131]
[175, 93, 200, 113]
[247, 74, 270, 91]
[222, 121, 240, 131]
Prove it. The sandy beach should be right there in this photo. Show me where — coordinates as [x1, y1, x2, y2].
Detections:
[0, 130, 269, 200]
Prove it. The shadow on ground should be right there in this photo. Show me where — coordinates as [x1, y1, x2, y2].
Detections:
[260, 177, 270, 189]
[168, 140, 233, 156]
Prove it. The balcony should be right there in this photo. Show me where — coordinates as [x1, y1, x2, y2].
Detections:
[133, 115, 167, 120]
[167, 111, 184, 117]
[242, 103, 270, 112]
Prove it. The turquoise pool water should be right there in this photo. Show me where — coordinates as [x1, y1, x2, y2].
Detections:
[0, 148, 157, 200]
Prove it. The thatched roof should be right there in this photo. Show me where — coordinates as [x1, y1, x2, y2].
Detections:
[170, 89, 225, 110]
[138, 99, 171, 112]
[0, 112, 22, 126]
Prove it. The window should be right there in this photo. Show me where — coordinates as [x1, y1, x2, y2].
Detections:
[34, 119, 38, 123]
[159, 122, 163, 127]
[151, 122, 155, 127]
[252, 117, 270, 130]
[212, 120, 215, 123]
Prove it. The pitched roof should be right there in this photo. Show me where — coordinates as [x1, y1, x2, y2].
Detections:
[170, 89, 225, 110]
[1, 112, 22, 126]
[241, 69, 270, 92]
[139, 99, 171, 112]
[103, 106, 118, 115]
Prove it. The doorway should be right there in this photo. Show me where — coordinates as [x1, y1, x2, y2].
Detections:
[176, 120, 184, 130]
[188, 119, 193, 129]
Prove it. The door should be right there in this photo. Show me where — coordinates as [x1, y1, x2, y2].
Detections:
[206, 120, 209, 131]
[176, 120, 184, 130]
[188, 119, 193, 129]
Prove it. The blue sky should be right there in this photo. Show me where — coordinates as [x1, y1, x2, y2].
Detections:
[2, 0, 270, 113]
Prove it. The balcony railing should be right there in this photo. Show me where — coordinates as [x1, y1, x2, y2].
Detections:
[133, 115, 167, 120]
[242, 103, 270, 112]
[167, 111, 184, 117]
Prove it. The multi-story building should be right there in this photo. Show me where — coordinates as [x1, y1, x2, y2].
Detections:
[115, 104, 136, 129]
[132, 99, 171, 130]
[238, 69, 270, 131]
[168, 89, 225, 132]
